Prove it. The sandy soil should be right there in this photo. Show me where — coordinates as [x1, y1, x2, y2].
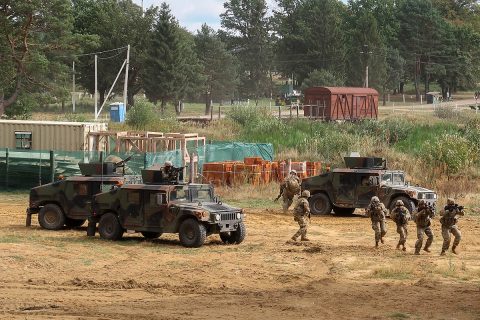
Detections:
[0, 197, 479, 320]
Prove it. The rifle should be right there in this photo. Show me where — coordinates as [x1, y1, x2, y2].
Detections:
[274, 184, 285, 202]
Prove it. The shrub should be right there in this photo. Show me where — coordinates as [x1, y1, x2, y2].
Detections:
[126, 101, 157, 129]
[434, 106, 458, 119]
[420, 133, 478, 176]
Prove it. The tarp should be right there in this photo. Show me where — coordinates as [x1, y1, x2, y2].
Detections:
[0, 141, 274, 190]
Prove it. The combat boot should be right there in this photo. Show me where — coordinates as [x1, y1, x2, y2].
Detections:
[291, 236, 297, 241]
[414, 250, 420, 255]
[452, 245, 458, 254]
[380, 237, 385, 244]
[375, 241, 379, 248]
[423, 247, 431, 253]
[440, 250, 446, 256]
[402, 245, 407, 252]
[301, 237, 310, 241]
[396, 243, 401, 250]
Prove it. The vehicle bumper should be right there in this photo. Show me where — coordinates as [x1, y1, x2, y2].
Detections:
[216, 220, 242, 232]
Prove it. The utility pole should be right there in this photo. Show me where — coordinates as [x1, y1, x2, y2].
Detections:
[72, 61, 76, 113]
[360, 45, 372, 88]
[95, 54, 98, 120]
[123, 44, 130, 109]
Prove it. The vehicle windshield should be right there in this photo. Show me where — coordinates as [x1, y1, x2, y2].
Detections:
[170, 186, 188, 201]
[382, 171, 405, 185]
[169, 185, 213, 202]
[190, 185, 213, 202]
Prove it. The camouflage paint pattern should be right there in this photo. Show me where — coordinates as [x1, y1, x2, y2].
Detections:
[301, 157, 437, 214]
[91, 183, 244, 235]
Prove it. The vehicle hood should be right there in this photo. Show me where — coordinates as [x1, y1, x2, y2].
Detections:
[172, 201, 241, 213]
[387, 185, 436, 193]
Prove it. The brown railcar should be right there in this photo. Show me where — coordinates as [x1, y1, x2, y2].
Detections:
[303, 87, 378, 120]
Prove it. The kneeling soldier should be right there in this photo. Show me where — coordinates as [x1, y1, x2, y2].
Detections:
[390, 200, 411, 251]
[414, 200, 435, 255]
[366, 196, 387, 247]
[440, 198, 465, 255]
[291, 190, 311, 241]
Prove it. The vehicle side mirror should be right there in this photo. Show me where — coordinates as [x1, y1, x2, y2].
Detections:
[156, 193, 166, 205]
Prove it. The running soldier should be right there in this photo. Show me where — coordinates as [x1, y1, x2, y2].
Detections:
[365, 196, 387, 248]
[390, 200, 411, 251]
[276, 170, 301, 213]
[414, 200, 435, 255]
[440, 198, 465, 255]
[291, 190, 311, 241]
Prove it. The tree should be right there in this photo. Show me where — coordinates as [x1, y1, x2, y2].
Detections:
[73, 0, 154, 108]
[300, 69, 344, 90]
[142, 2, 201, 113]
[221, 0, 272, 101]
[195, 24, 238, 115]
[274, 0, 347, 86]
[0, 0, 80, 115]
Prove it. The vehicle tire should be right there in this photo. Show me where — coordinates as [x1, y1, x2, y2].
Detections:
[179, 219, 206, 248]
[309, 193, 332, 215]
[333, 206, 355, 216]
[389, 196, 415, 215]
[220, 222, 246, 245]
[98, 213, 124, 241]
[141, 231, 162, 239]
[65, 218, 86, 228]
[38, 204, 65, 230]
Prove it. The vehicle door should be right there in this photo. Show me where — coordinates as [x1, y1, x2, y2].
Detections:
[122, 190, 144, 227]
[355, 174, 379, 206]
[143, 191, 168, 229]
[65, 181, 92, 218]
[332, 173, 355, 206]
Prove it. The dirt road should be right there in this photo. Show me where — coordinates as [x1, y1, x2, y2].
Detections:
[0, 197, 479, 320]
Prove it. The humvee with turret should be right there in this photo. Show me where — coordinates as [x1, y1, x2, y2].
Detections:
[302, 157, 437, 215]
[86, 166, 246, 248]
[26, 156, 138, 230]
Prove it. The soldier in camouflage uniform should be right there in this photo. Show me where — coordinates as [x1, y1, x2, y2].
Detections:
[278, 170, 301, 213]
[365, 196, 387, 247]
[161, 161, 174, 180]
[440, 198, 465, 255]
[414, 200, 435, 255]
[291, 190, 311, 241]
[390, 200, 411, 251]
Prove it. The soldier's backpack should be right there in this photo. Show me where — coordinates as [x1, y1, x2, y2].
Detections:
[286, 176, 300, 194]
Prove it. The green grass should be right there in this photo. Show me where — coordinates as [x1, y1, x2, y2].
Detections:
[388, 312, 411, 319]
[371, 267, 413, 280]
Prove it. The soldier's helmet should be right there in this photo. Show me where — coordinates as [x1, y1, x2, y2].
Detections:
[418, 199, 426, 206]
[164, 161, 173, 167]
[447, 198, 455, 205]
[290, 169, 297, 175]
[301, 190, 310, 198]
[371, 196, 380, 203]
[395, 200, 404, 207]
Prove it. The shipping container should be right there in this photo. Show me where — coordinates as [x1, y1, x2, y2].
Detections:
[0, 120, 107, 151]
[303, 87, 378, 121]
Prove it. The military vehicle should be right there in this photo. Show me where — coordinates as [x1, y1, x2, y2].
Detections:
[86, 166, 246, 248]
[26, 156, 138, 230]
[301, 157, 437, 215]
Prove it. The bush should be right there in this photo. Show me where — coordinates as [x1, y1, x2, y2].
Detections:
[227, 105, 271, 126]
[434, 106, 458, 119]
[4, 94, 36, 119]
[420, 133, 478, 176]
[126, 101, 157, 129]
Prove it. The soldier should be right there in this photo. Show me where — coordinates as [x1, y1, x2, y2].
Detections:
[390, 200, 411, 251]
[276, 170, 301, 213]
[365, 196, 387, 248]
[440, 198, 465, 255]
[414, 200, 435, 255]
[291, 190, 311, 241]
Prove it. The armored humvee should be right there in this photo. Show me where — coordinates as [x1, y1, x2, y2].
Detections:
[86, 166, 246, 248]
[26, 156, 138, 230]
[302, 157, 437, 215]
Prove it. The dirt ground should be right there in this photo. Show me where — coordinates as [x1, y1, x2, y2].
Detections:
[0, 196, 479, 320]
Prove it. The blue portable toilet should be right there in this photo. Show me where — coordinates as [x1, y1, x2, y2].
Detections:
[109, 102, 126, 122]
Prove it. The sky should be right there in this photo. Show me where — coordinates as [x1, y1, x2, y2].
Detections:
[133, 0, 277, 32]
